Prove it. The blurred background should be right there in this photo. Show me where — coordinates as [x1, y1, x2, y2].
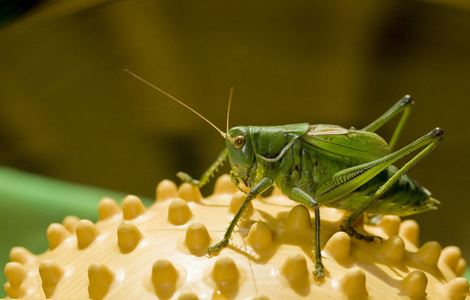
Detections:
[1, 0, 470, 293]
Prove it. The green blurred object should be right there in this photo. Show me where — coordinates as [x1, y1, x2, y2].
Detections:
[0, 166, 152, 297]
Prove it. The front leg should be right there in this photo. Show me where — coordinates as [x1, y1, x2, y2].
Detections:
[207, 177, 273, 256]
[177, 149, 227, 188]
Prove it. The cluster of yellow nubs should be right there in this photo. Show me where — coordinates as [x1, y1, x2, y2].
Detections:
[3, 174, 469, 299]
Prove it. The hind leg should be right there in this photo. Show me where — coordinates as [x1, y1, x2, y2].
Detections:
[339, 128, 443, 240]
[362, 95, 414, 150]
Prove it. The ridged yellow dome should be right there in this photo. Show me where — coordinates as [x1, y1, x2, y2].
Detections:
[3, 175, 469, 299]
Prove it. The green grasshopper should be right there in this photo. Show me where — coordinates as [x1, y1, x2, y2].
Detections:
[125, 69, 442, 279]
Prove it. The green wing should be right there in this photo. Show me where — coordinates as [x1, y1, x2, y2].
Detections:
[303, 124, 391, 163]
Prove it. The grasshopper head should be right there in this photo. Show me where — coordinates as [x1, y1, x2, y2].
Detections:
[226, 126, 255, 185]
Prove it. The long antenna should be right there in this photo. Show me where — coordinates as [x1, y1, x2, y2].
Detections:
[226, 86, 234, 138]
[124, 69, 226, 139]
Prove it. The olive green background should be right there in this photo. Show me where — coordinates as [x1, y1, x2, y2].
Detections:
[1, 0, 470, 295]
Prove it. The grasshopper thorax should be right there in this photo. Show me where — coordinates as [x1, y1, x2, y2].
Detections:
[226, 124, 310, 187]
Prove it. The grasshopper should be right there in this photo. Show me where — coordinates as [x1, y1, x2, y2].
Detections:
[125, 69, 442, 279]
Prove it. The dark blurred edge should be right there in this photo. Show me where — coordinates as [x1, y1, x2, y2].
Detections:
[0, 0, 43, 27]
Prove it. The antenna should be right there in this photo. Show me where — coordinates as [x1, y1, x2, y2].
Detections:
[226, 86, 234, 141]
[124, 69, 226, 139]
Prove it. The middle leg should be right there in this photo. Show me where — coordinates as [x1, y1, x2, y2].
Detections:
[282, 185, 324, 279]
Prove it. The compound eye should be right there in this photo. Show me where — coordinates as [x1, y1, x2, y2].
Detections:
[233, 135, 246, 149]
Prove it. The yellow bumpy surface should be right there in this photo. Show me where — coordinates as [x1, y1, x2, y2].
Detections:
[3, 175, 470, 299]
